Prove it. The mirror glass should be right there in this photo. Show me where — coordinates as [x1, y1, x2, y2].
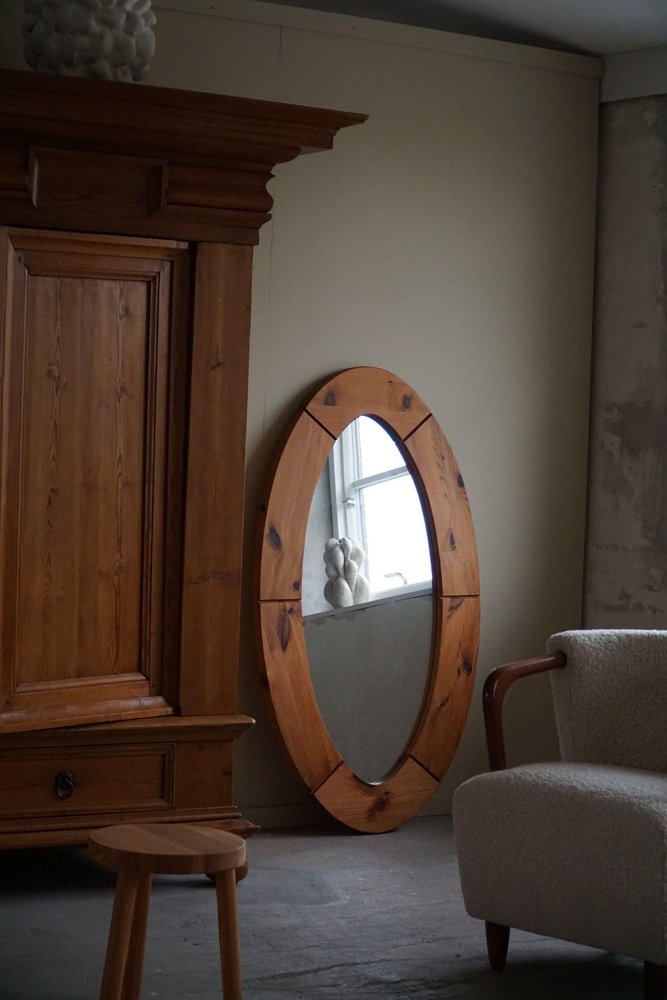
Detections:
[302, 416, 433, 783]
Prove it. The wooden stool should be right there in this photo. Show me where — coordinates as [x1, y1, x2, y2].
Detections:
[89, 823, 246, 1000]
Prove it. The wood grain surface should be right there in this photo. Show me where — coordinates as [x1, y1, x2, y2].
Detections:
[315, 757, 439, 834]
[179, 242, 252, 717]
[0, 229, 187, 731]
[259, 601, 341, 790]
[404, 416, 480, 598]
[306, 366, 430, 439]
[259, 411, 334, 601]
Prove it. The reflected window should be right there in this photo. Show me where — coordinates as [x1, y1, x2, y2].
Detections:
[329, 416, 431, 596]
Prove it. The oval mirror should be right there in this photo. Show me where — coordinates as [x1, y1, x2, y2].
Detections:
[257, 367, 480, 833]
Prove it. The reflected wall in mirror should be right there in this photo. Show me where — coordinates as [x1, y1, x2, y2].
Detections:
[257, 367, 480, 833]
[303, 417, 433, 783]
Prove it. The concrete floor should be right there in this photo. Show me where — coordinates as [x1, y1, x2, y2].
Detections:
[0, 815, 645, 999]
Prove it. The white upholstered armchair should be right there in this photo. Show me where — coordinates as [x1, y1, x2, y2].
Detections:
[453, 630, 667, 999]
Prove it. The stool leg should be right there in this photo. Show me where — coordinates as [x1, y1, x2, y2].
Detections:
[215, 868, 242, 1000]
[121, 872, 153, 1000]
[100, 866, 141, 1000]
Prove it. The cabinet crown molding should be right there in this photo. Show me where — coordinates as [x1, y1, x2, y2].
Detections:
[0, 69, 367, 244]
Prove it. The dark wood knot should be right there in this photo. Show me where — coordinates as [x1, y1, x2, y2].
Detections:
[278, 605, 293, 652]
[268, 525, 282, 550]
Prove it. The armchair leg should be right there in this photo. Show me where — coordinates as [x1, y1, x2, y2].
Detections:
[644, 961, 667, 1000]
[485, 921, 510, 971]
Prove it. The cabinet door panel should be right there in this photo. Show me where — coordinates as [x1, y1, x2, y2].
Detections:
[18, 274, 146, 681]
[0, 229, 189, 731]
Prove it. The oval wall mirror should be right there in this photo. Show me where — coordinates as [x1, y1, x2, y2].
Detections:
[257, 367, 480, 833]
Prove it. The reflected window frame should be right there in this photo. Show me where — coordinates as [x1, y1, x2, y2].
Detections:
[328, 416, 432, 596]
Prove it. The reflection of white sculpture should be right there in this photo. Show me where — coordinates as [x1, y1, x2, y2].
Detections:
[323, 537, 371, 609]
[22, 0, 157, 82]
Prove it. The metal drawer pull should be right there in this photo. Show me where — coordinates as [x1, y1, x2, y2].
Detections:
[54, 770, 76, 799]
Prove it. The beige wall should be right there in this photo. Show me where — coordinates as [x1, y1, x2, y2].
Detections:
[0, 1, 601, 826]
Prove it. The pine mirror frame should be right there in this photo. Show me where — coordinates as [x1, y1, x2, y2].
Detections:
[257, 367, 480, 833]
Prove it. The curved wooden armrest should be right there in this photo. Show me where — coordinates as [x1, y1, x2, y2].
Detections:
[483, 652, 566, 771]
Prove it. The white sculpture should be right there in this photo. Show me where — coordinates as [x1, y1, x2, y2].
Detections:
[22, 0, 156, 82]
[323, 537, 371, 610]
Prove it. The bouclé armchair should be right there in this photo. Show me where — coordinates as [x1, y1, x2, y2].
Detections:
[453, 629, 667, 999]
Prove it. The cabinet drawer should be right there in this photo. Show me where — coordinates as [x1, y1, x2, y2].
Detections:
[0, 745, 174, 817]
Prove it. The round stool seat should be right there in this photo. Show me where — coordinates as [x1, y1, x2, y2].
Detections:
[89, 823, 246, 876]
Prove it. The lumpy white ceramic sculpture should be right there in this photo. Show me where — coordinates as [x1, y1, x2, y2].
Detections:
[23, 0, 156, 82]
[323, 537, 371, 610]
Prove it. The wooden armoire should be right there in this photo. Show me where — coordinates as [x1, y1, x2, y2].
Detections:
[0, 68, 364, 847]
